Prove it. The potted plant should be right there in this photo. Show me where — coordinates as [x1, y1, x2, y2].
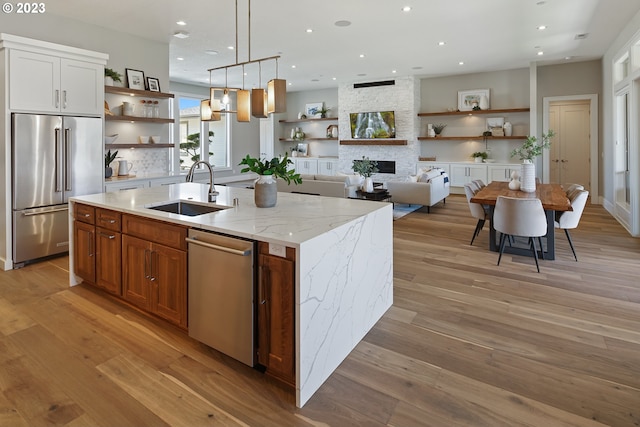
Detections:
[239, 154, 302, 207]
[471, 151, 488, 163]
[104, 68, 122, 86]
[432, 123, 447, 137]
[105, 149, 118, 178]
[352, 156, 379, 192]
[510, 130, 555, 192]
[317, 106, 330, 118]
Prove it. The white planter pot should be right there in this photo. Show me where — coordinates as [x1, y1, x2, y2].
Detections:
[363, 177, 374, 193]
[520, 160, 536, 193]
[104, 76, 114, 86]
[254, 175, 277, 207]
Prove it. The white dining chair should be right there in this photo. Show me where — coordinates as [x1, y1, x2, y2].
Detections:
[464, 184, 488, 245]
[555, 189, 589, 261]
[472, 179, 486, 189]
[494, 196, 548, 273]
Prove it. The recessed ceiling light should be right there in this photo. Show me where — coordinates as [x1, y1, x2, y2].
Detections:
[173, 31, 189, 39]
[288, 82, 292, 86]
[537, 25, 547, 30]
[392, 70, 397, 73]
[177, 57, 184, 61]
[334, 20, 351, 27]
[359, 54, 365, 58]
[438, 41, 446, 46]
[291, 65, 296, 68]
[306, 28, 313, 33]
[332, 77, 337, 80]
[228, 46, 234, 50]
[176, 20, 186, 26]
[565, 56, 573, 60]
[458, 61, 464, 65]
[537, 51, 544, 56]
[575, 33, 588, 40]
[402, 6, 411, 12]
[205, 49, 218, 55]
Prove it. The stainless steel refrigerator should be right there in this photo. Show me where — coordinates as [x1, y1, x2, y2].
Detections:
[12, 113, 102, 266]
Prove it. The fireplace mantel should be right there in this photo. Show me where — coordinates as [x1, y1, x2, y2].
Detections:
[340, 139, 408, 146]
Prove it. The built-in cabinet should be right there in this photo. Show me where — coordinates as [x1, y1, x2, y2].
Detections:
[289, 157, 338, 175]
[257, 242, 296, 387]
[9, 49, 103, 115]
[418, 161, 521, 187]
[122, 214, 187, 328]
[104, 175, 184, 192]
[73, 204, 122, 296]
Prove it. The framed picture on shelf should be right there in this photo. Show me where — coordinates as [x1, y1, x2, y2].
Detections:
[297, 143, 308, 156]
[305, 102, 323, 118]
[457, 89, 490, 111]
[146, 77, 160, 92]
[126, 68, 145, 90]
[486, 117, 504, 130]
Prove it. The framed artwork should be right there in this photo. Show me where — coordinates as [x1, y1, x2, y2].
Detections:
[126, 68, 145, 90]
[146, 77, 160, 92]
[297, 143, 308, 156]
[457, 89, 490, 111]
[305, 102, 323, 118]
[486, 117, 504, 130]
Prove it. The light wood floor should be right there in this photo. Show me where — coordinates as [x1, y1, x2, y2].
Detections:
[1, 195, 639, 426]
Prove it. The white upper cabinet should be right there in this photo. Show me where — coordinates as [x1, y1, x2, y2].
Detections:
[9, 50, 102, 115]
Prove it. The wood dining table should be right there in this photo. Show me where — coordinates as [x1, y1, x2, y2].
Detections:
[470, 181, 572, 260]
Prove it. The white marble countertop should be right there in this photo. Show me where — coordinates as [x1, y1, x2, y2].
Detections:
[69, 182, 388, 247]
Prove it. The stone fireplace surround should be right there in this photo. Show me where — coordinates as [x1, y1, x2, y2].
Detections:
[337, 76, 421, 183]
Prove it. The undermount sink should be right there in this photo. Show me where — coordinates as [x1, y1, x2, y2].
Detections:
[146, 201, 229, 216]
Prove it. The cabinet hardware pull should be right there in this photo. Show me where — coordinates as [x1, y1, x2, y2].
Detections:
[62, 90, 67, 109]
[185, 237, 252, 256]
[144, 249, 150, 279]
[64, 128, 71, 191]
[150, 250, 156, 281]
[54, 128, 61, 192]
[100, 218, 116, 223]
[22, 206, 69, 216]
[99, 232, 115, 239]
[55, 89, 59, 108]
[88, 232, 93, 257]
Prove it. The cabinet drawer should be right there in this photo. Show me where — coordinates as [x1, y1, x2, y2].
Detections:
[122, 214, 187, 250]
[258, 241, 296, 261]
[74, 203, 95, 224]
[96, 208, 121, 232]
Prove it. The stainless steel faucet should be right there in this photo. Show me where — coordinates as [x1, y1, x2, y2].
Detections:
[186, 161, 219, 202]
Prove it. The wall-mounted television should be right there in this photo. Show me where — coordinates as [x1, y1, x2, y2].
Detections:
[349, 111, 396, 139]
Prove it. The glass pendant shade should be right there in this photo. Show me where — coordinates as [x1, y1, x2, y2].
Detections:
[251, 88, 268, 118]
[267, 79, 286, 113]
[237, 89, 251, 122]
[200, 99, 212, 121]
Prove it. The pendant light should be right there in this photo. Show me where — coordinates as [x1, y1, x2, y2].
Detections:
[221, 68, 231, 105]
[237, 64, 251, 122]
[251, 61, 268, 118]
[268, 58, 286, 114]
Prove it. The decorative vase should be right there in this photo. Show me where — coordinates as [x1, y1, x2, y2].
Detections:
[520, 160, 536, 193]
[290, 128, 296, 139]
[479, 95, 489, 110]
[104, 76, 113, 86]
[363, 177, 374, 193]
[105, 167, 113, 178]
[508, 179, 521, 191]
[503, 122, 512, 137]
[254, 175, 277, 208]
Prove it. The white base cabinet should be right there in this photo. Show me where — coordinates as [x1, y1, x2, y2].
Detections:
[487, 164, 521, 182]
[417, 161, 520, 187]
[317, 159, 338, 176]
[450, 164, 488, 187]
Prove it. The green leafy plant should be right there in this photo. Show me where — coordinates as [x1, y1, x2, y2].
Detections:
[239, 154, 302, 185]
[471, 151, 488, 160]
[180, 131, 214, 165]
[511, 130, 555, 161]
[432, 123, 447, 135]
[352, 156, 379, 178]
[104, 68, 122, 83]
[105, 149, 118, 168]
[318, 106, 330, 118]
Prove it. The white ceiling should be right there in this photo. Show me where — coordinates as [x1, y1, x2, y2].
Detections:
[48, 0, 640, 92]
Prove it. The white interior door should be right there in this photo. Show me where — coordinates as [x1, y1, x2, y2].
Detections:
[548, 100, 591, 189]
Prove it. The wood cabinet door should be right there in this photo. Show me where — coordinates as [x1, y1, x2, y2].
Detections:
[258, 253, 295, 385]
[9, 50, 60, 113]
[74, 221, 95, 284]
[122, 234, 151, 310]
[95, 228, 122, 296]
[151, 244, 187, 328]
[60, 58, 102, 115]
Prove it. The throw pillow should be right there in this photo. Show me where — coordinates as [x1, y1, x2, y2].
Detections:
[408, 175, 419, 183]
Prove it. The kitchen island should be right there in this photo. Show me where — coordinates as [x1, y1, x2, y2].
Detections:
[68, 182, 393, 407]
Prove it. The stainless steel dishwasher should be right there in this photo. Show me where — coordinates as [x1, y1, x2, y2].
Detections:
[187, 229, 255, 366]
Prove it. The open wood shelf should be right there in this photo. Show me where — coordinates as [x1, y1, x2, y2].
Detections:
[418, 136, 527, 141]
[418, 108, 530, 117]
[105, 85, 175, 98]
[279, 117, 337, 123]
[105, 115, 174, 124]
[105, 143, 174, 149]
[340, 139, 407, 146]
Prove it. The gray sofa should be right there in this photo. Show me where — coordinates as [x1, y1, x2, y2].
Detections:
[277, 174, 360, 198]
[386, 170, 450, 212]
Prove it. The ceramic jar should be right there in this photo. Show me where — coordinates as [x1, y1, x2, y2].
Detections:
[254, 175, 277, 207]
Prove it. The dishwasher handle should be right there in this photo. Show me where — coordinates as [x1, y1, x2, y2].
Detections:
[186, 236, 252, 256]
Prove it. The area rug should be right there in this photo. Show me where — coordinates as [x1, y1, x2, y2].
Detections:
[393, 204, 422, 220]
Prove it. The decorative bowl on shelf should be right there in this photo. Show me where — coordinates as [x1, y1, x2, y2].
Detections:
[104, 134, 119, 144]
[150, 135, 161, 144]
[138, 136, 149, 144]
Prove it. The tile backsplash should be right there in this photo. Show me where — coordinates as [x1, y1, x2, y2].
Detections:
[114, 147, 170, 175]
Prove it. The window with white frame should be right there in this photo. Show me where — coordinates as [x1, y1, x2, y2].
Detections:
[178, 96, 229, 170]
